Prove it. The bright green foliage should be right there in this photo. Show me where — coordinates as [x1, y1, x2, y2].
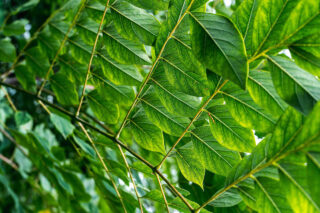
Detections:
[0, 0, 320, 212]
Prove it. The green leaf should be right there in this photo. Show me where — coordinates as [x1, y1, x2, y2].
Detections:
[59, 55, 87, 85]
[247, 70, 287, 118]
[98, 53, 143, 86]
[12, 0, 39, 14]
[225, 103, 320, 188]
[38, 26, 61, 59]
[307, 152, 320, 207]
[190, 12, 248, 89]
[14, 64, 36, 92]
[289, 33, 320, 76]
[191, 126, 241, 176]
[0, 168, 22, 212]
[141, 87, 191, 137]
[130, 0, 169, 10]
[3, 19, 28, 36]
[111, 1, 160, 45]
[50, 72, 79, 106]
[222, 83, 276, 134]
[231, 0, 259, 40]
[176, 145, 205, 188]
[239, 177, 292, 213]
[208, 104, 255, 152]
[103, 26, 151, 65]
[73, 136, 96, 157]
[87, 90, 120, 124]
[0, 38, 16, 62]
[25, 47, 50, 77]
[278, 163, 320, 212]
[15, 111, 33, 134]
[93, 73, 135, 106]
[50, 113, 75, 139]
[68, 38, 92, 63]
[209, 188, 242, 207]
[50, 167, 73, 195]
[129, 109, 165, 154]
[284, 102, 320, 153]
[152, 71, 201, 117]
[267, 55, 320, 115]
[160, 40, 210, 97]
[224, 108, 295, 186]
[155, 0, 192, 54]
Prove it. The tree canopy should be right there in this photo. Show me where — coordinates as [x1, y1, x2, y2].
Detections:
[0, 0, 320, 212]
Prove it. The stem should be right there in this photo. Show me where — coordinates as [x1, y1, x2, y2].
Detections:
[115, 0, 197, 140]
[1, 87, 17, 112]
[0, 13, 11, 31]
[0, 154, 18, 170]
[155, 168, 194, 211]
[79, 123, 127, 213]
[76, 0, 110, 117]
[157, 80, 228, 169]
[118, 144, 144, 213]
[37, 0, 87, 97]
[155, 173, 170, 213]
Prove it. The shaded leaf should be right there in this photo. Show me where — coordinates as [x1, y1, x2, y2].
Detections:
[190, 12, 248, 89]
[267, 55, 320, 115]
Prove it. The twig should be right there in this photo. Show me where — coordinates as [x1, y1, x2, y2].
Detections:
[155, 173, 170, 213]
[0, 154, 18, 170]
[76, 0, 110, 117]
[118, 144, 144, 213]
[1, 87, 17, 112]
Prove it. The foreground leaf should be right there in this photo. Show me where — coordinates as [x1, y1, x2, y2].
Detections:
[176, 145, 205, 188]
[129, 110, 165, 154]
[191, 126, 241, 176]
[87, 90, 120, 124]
[208, 105, 255, 152]
[267, 55, 320, 115]
[190, 12, 248, 89]
[50, 72, 79, 106]
[50, 113, 75, 139]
